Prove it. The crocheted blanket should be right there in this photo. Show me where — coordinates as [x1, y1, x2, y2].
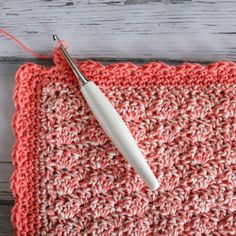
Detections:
[11, 51, 236, 235]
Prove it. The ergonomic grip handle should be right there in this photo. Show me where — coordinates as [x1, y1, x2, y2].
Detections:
[81, 82, 159, 190]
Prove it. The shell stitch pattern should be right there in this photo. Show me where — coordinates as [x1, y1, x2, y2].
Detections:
[11, 51, 236, 235]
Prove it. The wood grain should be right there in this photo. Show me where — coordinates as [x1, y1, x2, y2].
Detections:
[1, 0, 236, 61]
[0, 61, 17, 235]
[0, 62, 16, 163]
[0, 205, 14, 236]
[0, 60, 15, 236]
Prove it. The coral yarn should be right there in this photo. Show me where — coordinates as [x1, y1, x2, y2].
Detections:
[11, 49, 236, 235]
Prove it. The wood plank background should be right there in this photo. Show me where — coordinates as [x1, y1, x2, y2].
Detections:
[0, 62, 17, 236]
[1, 0, 236, 61]
[1, 0, 236, 235]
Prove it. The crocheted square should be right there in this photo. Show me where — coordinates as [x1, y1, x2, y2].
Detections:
[11, 52, 236, 235]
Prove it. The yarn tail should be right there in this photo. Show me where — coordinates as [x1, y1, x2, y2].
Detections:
[0, 28, 51, 59]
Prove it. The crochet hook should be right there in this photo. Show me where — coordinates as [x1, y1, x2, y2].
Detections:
[53, 34, 159, 190]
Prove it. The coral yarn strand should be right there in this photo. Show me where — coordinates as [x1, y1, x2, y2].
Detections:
[0, 28, 51, 59]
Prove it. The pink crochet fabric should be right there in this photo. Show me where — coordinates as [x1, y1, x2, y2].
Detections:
[11, 50, 236, 235]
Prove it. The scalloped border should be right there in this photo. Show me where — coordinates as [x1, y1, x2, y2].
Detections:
[11, 57, 236, 235]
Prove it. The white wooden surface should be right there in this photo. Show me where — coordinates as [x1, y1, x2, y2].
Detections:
[1, 0, 236, 235]
[1, 0, 236, 61]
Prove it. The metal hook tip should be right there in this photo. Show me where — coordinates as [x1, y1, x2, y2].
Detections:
[52, 34, 59, 42]
[51, 34, 89, 85]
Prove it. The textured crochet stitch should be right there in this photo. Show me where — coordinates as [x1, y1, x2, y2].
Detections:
[11, 49, 236, 236]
